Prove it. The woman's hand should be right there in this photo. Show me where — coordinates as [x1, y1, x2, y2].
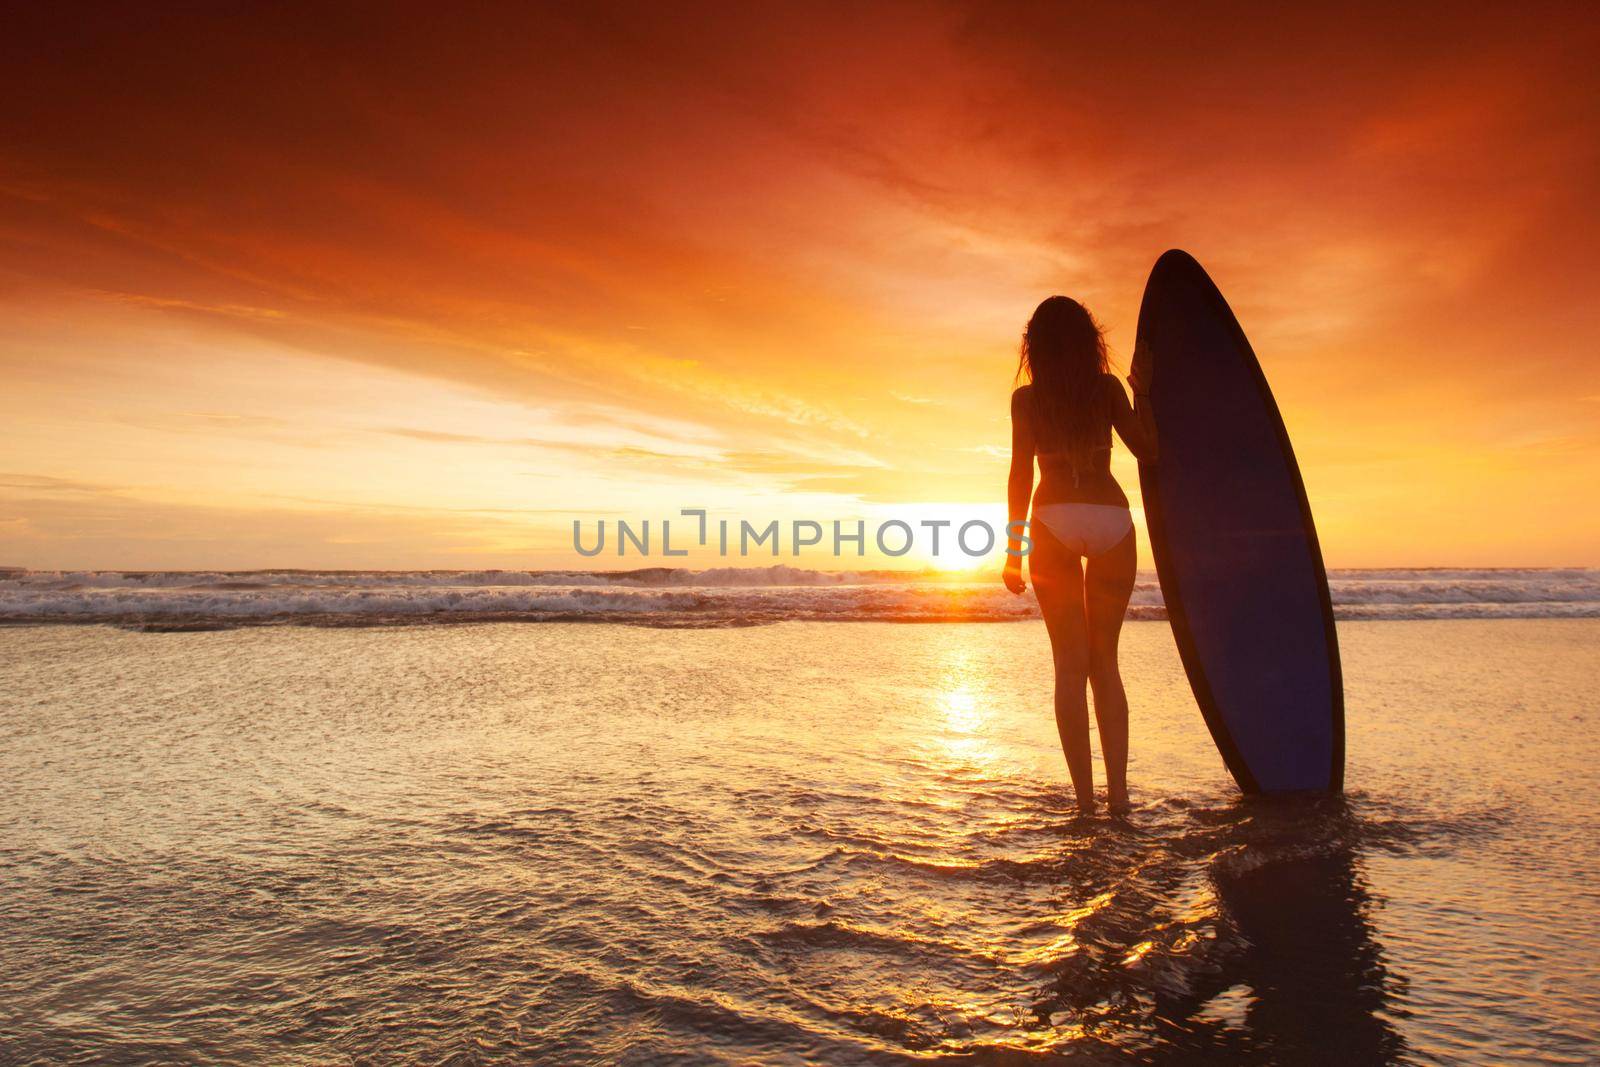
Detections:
[1129, 337, 1154, 397]
[1002, 558, 1026, 595]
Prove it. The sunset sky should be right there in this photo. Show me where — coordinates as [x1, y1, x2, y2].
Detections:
[3, 4, 1598, 570]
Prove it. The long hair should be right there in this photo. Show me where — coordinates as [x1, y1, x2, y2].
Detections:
[1017, 296, 1110, 476]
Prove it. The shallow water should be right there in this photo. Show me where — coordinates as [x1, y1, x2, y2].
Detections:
[1, 620, 1597, 1064]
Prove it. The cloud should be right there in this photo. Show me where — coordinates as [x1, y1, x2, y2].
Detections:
[0, 473, 116, 494]
[84, 290, 289, 322]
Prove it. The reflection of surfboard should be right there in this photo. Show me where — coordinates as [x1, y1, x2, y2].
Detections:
[1136, 250, 1343, 793]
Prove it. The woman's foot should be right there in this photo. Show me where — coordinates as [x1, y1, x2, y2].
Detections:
[1106, 793, 1131, 816]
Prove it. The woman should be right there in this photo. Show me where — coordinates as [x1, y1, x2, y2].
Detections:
[1003, 296, 1156, 815]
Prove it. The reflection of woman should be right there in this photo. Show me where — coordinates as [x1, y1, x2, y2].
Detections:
[1003, 297, 1156, 814]
[1207, 838, 1403, 1062]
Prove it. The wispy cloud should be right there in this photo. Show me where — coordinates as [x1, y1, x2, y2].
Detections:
[0, 473, 117, 494]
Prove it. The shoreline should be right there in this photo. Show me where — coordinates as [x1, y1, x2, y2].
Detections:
[5, 615, 1599, 634]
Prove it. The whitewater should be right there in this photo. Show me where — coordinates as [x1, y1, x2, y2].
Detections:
[1, 567, 1596, 630]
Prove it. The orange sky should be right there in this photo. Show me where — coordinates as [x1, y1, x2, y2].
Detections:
[3, 5, 1598, 569]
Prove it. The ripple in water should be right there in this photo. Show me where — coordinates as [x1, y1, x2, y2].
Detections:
[0, 620, 1595, 1064]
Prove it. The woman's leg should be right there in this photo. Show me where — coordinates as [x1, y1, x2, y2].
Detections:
[1084, 529, 1137, 811]
[1030, 526, 1094, 812]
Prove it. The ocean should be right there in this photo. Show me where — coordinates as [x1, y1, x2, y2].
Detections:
[1, 588, 1597, 1062]
[1, 566, 1597, 629]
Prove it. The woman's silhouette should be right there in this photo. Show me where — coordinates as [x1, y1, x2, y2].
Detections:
[1004, 297, 1156, 814]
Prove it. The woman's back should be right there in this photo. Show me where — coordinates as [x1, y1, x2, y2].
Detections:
[1020, 376, 1130, 509]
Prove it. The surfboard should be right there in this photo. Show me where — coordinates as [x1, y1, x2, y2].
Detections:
[1135, 250, 1343, 793]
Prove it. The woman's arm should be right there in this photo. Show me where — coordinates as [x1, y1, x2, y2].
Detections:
[1106, 373, 1158, 463]
[1005, 387, 1035, 589]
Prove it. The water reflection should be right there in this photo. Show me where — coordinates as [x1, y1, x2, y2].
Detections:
[1029, 797, 1407, 1063]
[1173, 799, 1404, 1064]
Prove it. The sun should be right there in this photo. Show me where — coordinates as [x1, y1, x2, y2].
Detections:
[867, 502, 1011, 574]
[926, 552, 986, 574]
